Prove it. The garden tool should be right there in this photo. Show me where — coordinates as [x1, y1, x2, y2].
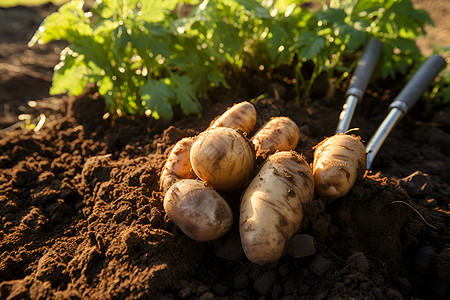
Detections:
[335, 37, 383, 134]
[366, 54, 447, 169]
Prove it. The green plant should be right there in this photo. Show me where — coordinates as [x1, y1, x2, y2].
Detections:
[29, 0, 226, 119]
[30, 0, 434, 119]
[428, 46, 450, 105]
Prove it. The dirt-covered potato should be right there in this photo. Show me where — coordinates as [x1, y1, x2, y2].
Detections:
[209, 101, 257, 134]
[159, 137, 197, 193]
[239, 151, 314, 265]
[190, 127, 255, 191]
[251, 116, 300, 154]
[163, 179, 233, 241]
[313, 133, 367, 200]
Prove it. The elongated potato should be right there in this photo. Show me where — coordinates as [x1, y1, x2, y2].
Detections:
[190, 127, 255, 191]
[251, 116, 300, 154]
[209, 101, 257, 134]
[159, 137, 196, 193]
[313, 133, 367, 200]
[164, 179, 233, 241]
[239, 151, 314, 265]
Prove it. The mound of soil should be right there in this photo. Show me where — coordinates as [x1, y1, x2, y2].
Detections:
[1, 2, 449, 299]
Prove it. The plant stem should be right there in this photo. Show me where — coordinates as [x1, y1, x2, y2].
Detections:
[295, 62, 307, 105]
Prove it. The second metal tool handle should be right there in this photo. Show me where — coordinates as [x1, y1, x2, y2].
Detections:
[346, 38, 383, 99]
[390, 54, 447, 113]
[366, 54, 447, 169]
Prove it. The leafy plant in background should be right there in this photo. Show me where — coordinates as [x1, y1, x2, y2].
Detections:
[29, 0, 436, 119]
[428, 46, 450, 105]
[29, 0, 226, 119]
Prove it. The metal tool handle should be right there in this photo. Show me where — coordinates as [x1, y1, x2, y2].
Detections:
[366, 54, 447, 169]
[345, 38, 383, 99]
[390, 54, 447, 113]
[336, 38, 383, 134]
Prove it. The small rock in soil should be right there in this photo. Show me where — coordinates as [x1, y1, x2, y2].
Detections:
[311, 214, 330, 242]
[346, 252, 370, 274]
[287, 233, 316, 258]
[212, 283, 228, 297]
[198, 292, 215, 300]
[278, 264, 290, 277]
[35, 252, 68, 286]
[396, 277, 411, 295]
[121, 229, 142, 253]
[385, 288, 403, 300]
[233, 272, 249, 290]
[310, 254, 335, 277]
[49, 199, 71, 223]
[213, 229, 243, 261]
[413, 246, 437, 275]
[113, 205, 131, 223]
[38, 171, 55, 184]
[271, 283, 283, 299]
[436, 248, 450, 283]
[253, 270, 277, 295]
[399, 171, 433, 198]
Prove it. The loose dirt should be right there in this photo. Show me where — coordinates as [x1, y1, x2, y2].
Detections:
[1, 2, 449, 299]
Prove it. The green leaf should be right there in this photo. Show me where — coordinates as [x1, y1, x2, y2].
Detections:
[98, 75, 115, 111]
[265, 22, 288, 61]
[139, 0, 179, 22]
[318, 7, 347, 25]
[49, 47, 87, 96]
[172, 75, 202, 116]
[295, 32, 326, 60]
[28, 0, 92, 46]
[140, 79, 175, 120]
[236, 0, 271, 19]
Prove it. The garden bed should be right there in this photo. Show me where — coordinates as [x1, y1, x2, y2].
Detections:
[1, 2, 449, 299]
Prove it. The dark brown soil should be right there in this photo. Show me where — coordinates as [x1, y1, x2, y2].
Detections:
[1, 2, 449, 299]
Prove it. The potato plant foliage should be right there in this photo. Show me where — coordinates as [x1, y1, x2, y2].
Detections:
[30, 0, 433, 119]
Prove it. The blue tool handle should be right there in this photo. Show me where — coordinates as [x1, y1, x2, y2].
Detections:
[346, 38, 383, 99]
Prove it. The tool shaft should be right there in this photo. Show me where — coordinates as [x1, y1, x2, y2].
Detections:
[335, 95, 358, 134]
[366, 54, 446, 169]
[336, 38, 382, 133]
[366, 108, 403, 169]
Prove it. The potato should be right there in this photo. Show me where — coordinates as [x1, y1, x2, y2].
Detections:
[209, 101, 257, 134]
[251, 116, 300, 154]
[312, 133, 367, 200]
[164, 179, 233, 241]
[190, 127, 255, 191]
[239, 151, 314, 265]
[159, 137, 197, 193]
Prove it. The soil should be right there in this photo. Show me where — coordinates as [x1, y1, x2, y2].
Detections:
[1, 2, 450, 300]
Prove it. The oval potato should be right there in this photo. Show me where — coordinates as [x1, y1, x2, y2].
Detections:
[190, 127, 255, 191]
[164, 179, 233, 241]
[209, 101, 257, 134]
[159, 137, 197, 193]
[251, 116, 300, 154]
[313, 133, 367, 200]
[239, 151, 314, 265]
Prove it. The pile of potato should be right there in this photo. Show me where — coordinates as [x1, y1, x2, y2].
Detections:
[160, 101, 366, 265]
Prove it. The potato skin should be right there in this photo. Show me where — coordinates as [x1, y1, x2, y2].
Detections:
[209, 101, 257, 134]
[251, 117, 300, 154]
[164, 179, 233, 241]
[313, 134, 367, 200]
[190, 127, 255, 191]
[239, 151, 314, 265]
[159, 137, 197, 193]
